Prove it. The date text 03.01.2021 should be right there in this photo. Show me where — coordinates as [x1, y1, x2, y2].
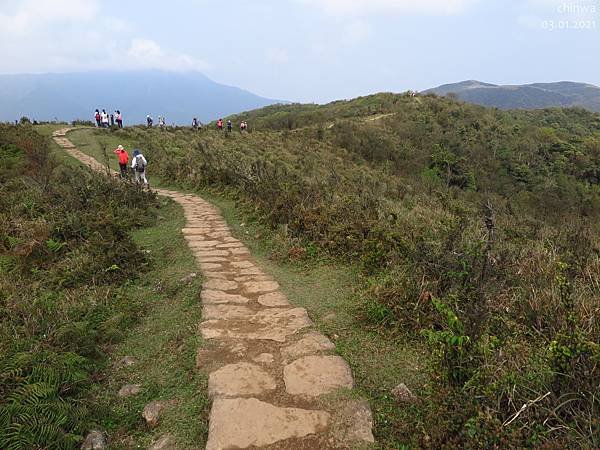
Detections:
[542, 20, 596, 31]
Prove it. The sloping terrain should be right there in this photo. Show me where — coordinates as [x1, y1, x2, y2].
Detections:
[0, 70, 284, 124]
[67, 92, 599, 448]
[425, 80, 600, 111]
[53, 128, 375, 449]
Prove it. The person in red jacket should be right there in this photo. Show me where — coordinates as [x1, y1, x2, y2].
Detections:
[114, 145, 129, 178]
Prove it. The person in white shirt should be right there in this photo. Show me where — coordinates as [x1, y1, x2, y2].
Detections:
[101, 110, 109, 128]
[115, 110, 123, 128]
[131, 149, 148, 185]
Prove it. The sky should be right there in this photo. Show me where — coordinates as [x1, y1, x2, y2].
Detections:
[0, 0, 599, 103]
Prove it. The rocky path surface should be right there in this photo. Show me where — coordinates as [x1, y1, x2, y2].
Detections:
[53, 129, 374, 449]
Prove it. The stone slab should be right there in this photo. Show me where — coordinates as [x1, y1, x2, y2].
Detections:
[206, 398, 330, 450]
[284, 356, 354, 396]
[208, 363, 276, 398]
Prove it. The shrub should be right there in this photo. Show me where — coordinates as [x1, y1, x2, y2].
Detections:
[0, 125, 158, 448]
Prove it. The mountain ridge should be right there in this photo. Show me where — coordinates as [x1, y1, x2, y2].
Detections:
[423, 80, 600, 111]
[0, 70, 284, 124]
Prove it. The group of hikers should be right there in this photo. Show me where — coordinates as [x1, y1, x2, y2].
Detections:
[216, 118, 249, 132]
[94, 109, 123, 128]
[93, 110, 248, 132]
[113, 145, 149, 185]
[146, 115, 169, 128]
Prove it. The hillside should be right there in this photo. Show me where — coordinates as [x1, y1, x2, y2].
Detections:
[0, 70, 283, 125]
[424, 80, 600, 111]
[67, 93, 599, 448]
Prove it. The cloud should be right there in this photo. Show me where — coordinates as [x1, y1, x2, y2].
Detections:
[0, 0, 99, 34]
[125, 38, 210, 71]
[0, 1, 211, 74]
[297, 0, 477, 16]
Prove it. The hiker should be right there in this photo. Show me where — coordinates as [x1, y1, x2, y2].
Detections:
[158, 116, 165, 128]
[94, 109, 101, 127]
[113, 145, 129, 178]
[227, 120, 232, 132]
[101, 110, 109, 128]
[192, 117, 198, 129]
[116, 110, 123, 128]
[217, 119, 223, 130]
[110, 113, 115, 127]
[146, 115, 153, 128]
[131, 149, 148, 185]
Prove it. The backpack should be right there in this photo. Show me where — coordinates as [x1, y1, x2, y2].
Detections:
[135, 155, 146, 172]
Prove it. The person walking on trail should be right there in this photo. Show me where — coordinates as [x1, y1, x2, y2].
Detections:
[115, 110, 123, 128]
[146, 115, 153, 128]
[110, 113, 115, 127]
[131, 149, 148, 185]
[217, 119, 223, 130]
[192, 117, 198, 129]
[114, 145, 129, 178]
[227, 120, 232, 132]
[101, 110, 109, 128]
[158, 116, 165, 128]
[94, 109, 101, 127]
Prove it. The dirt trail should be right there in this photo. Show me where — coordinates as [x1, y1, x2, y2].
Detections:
[52, 129, 374, 449]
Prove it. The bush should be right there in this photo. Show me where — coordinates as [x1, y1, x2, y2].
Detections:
[0, 125, 159, 448]
[103, 94, 600, 447]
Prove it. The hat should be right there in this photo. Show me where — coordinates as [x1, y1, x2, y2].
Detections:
[117, 145, 123, 150]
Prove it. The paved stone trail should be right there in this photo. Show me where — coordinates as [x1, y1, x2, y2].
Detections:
[53, 129, 374, 449]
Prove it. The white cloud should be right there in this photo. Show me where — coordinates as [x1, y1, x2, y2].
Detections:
[297, 0, 477, 16]
[125, 38, 210, 71]
[0, 1, 211, 74]
[0, 0, 99, 34]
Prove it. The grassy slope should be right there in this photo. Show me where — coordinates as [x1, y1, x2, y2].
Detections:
[207, 192, 428, 446]
[67, 127, 426, 448]
[50, 131, 210, 448]
[65, 90, 600, 447]
[93, 199, 209, 449]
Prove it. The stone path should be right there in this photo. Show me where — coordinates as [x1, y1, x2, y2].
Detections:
[52, 129, 374, 449]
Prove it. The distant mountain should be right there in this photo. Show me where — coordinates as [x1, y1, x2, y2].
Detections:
[423, 80, 600, 112]
[0, 70, 284, 125]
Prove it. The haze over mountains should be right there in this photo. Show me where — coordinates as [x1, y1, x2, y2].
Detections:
[424, 80, 600, 112]
[0, 70, 282, 125]
[2, 71, 600, 125]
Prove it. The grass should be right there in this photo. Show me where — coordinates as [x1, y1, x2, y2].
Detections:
[185, 191, 428, 448]
[92, 199, 209, 449]
[32, 123, 68, 137]
[47, 91, 600, 447]
[68, 128, 173, 188]
[65, 127, 428, 448]
[48, 135, 210, 449]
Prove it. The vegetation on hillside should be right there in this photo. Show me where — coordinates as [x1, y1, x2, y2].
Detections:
[0, 125, 159, 448]
[98, 93, 600, 448]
